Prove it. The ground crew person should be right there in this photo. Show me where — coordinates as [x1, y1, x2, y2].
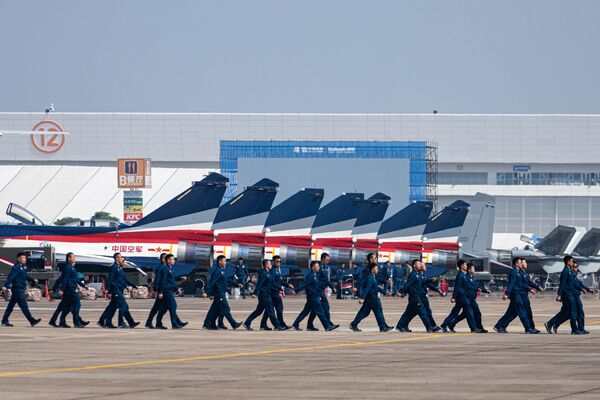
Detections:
[260, 255, 294, 330]
[292, 261, 339, 331]
[203, 255, 242, 330]
[395, 259, 440, 332]
[1, 252, 41, 327]
[243, 259, 286, 330]
[440, 259, 468, 332]
[350, 253, 392, 332]
[391, 262, 405, 296]
[155, 254, 188, 329]
[145, 253, 167, 329]
[100, 253, 140, 329]
[235, 257, 249, 298]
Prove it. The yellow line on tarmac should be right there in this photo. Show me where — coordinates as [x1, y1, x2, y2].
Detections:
[0, 333, 467, 378]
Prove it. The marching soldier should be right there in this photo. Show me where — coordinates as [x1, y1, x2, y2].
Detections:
[243, 259, 286, 331]
[145, 253, 167, 329]
[155, 254, 188, 329]
[203, 255, 242, 330]
[307, 253, 335, 331]
[1, 252, 41, 327]
[395, 259, 440, 333]
[292, 261, 339, 331]
[100, 253, 140, 329]
[260, 255, 294, 330]
[350, 253, 392, 332]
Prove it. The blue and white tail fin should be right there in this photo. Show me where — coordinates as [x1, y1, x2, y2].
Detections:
[351, 193, 391, 238]
[212, 178, 279, 233]
[264, 188, 324, 236]
[128, 172, 228, 231]
[377, 201, 433, 241]
[310, 193, 364, 238]
[422, 200, 470, 242]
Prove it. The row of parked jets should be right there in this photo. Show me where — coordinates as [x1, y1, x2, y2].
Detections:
[0, 172, 599, 278]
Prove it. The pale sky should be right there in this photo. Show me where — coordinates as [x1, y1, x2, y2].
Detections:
[1, 0, 599, 113]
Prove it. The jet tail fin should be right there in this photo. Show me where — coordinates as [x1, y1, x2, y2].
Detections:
[212, 178, 279, 233]
[458, 193, 496, 254]
[571, 228, 600, 257]
[311, 193, 364, 237]
[264, 188, 324, 235]
[129, 172, 228, 231]
[377, 201, 433, 241]
[351, 193, 391, 237]
[536, 225, 586, 255]
[422, 200, 470, 242]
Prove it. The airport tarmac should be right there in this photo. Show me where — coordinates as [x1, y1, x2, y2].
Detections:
[0, 294, 599, 399]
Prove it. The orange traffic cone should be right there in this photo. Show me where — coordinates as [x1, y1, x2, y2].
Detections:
[43, 281, 51, 301]
[102, 281, 109, 300]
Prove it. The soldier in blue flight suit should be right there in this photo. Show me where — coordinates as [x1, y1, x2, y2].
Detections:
[59, 253, 89, 328]
[292, 261, 339, 331]
[243, 259, 287, 330]
[420, 268, 443, 328]
[203, 255, 242, 330]
[155, 254, 188, 329]
[260, 256, 294, 330]
[1, 252, 41, 327]
[145, 253, 167, 329]
[49, 264, 69, 327]
[545, 255, 576, 334]
[494, 257, 541, 334]
[99, 253, 140, 329]
[440, 259, 468, 332]
[396, 259, 441, 332]
[547, 259, 594, 334]
[307, 253, 335, 331]
[235, 257, 249, 299]
[520, 259, 541, 332]
[446, 263, 489, 333]
[350, 253, 393, 332]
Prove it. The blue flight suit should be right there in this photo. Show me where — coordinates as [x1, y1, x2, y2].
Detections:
[551, 268, 590, 332]
[244, 269, 280, 329]
[376, 264, 391, 292]
[101, 263, 137, 326]
[156, 265, 183, 328]
[204, 266, 239, 328]
[496, 268, 537, 332]
[49, 269, 69, 325]
[260, 266, 289, 328]
[519, 270, 541, 330]
[293, 271, 334, 330]
[420, 272, 440, 327]
[235, 263, 249, 298]
[396, 270, 434, 331]
[60, 263, 86, 326]
[441, 271, 466, 329]
[307, 264, 334, 329]
[391, 264, 405, 296]
[2, 263, 37, 324]
[146, 262, 166, 326]
[350, 272, 389, 330]
[449, 274, 487, 331]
